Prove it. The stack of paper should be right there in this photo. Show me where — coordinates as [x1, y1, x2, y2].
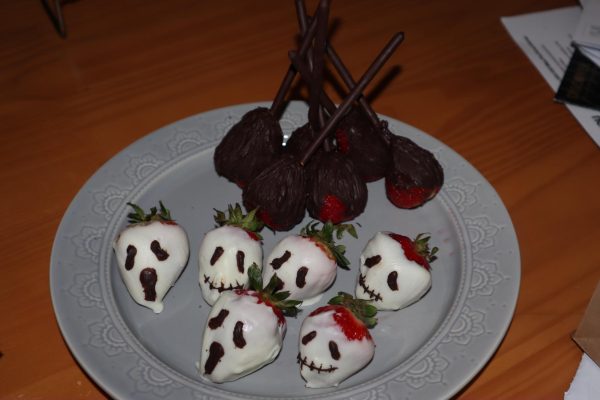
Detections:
[502, 2, 600, 146]
[573, 0, 600, 67]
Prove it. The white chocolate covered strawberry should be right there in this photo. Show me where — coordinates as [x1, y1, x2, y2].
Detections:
[355, 232, 438, 310]
[198, 204, 263, 306]
[199, 264, 301, 383]
[263, 221, 357, 304]
[298, 292, 377, 388]
[113, 202, 189, 313]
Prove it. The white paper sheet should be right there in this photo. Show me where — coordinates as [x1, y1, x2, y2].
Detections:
[501, 7, 600, 146]
[564, 354, 600, 400]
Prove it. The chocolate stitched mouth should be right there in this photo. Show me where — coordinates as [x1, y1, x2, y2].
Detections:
[297, 352, 338, 373]
[358, 273, 383, 302]
[203, 275, 244, 293]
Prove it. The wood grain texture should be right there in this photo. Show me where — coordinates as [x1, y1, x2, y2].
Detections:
[1, 0, 598, 398]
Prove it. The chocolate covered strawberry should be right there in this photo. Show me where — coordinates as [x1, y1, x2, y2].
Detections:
[356, 231, 438, 310]
[298, 292, 377, 388]
[334, 106, 391, 182]
[385, 135, 444, 209]
[284, 122, 325, 161]
[242, 154, 306, 231]
[214, 107, 283, 188]
[263, 221, 357, 305]
[306, 151, 368, 224]
[113, 201, 189, 313]
[199, 264, 301, 383]
[198, 204, 264, 306]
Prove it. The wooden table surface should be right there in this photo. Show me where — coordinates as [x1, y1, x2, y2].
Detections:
[2, 0, 599, 398]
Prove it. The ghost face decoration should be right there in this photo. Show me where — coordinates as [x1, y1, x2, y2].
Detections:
[113, 222, 189, 313]
[297, 307, 375, 388]
[198, 225, 262, 306]
[355, 232, 431, 310]
[199, 291, 285, 383]
[263, 235, 336, 304]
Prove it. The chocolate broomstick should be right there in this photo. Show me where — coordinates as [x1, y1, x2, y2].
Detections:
[244, 21, 404, 229]
[213, 7, 321, 188]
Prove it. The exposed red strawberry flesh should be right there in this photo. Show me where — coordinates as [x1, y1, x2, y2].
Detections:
[388, 233, 430, 270]
[385, 179, 433, 209]
[307, 237, 335, 261]
[257, 209, 287, 231]
[245, 230, 261, 241]
[310, 305, 372, 341]
[318, 194, 347, 224]
[258, 210, 275, 228]
[335, 128, 350, 153]
[159, 220, 178, 226]
[236, 290, 287, 326]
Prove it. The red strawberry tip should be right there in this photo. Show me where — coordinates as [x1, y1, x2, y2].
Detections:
[388, 232, 438, 270]
[335, 128, 350, 153]
[327, 292, 377, 337]
[385, 179, 439, 209]
[318, 194, 347, 224]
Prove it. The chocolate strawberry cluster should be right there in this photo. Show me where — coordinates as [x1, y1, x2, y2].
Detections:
[213, 0, 444, 232]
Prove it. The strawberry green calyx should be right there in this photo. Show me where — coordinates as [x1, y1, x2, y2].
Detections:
[127, 201, 173, 224]
[328, 292, 377, 328]
[413, 233, 439, 264]
[300, 221, 358, 270]
[214, 204, 264, 239]
[247, 264, 302, 317]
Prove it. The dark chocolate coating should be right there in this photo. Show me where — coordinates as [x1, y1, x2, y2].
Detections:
[386, 135, 444, 198]
[214, 107, 283, 187]
[335, 106, 391, 182]
[306, 151, 367, 223]
[284, 122, 325, 161]
[242, 154, 306, 231]
[139, 267, 157, 302]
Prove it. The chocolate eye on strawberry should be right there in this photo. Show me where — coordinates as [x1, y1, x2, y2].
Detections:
[385, 135, 444, 209]
[298, 292, 377, 388]
[214, 107, 284, 188]
[198, 204, 264, 306]
[355, 231, 438, 310]
[262, 221, 357, 306]
[199, 264, 301, 383]
[113, 201, 190, 313]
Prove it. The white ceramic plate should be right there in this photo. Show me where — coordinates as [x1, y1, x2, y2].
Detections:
[51, 101, 520, 400]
